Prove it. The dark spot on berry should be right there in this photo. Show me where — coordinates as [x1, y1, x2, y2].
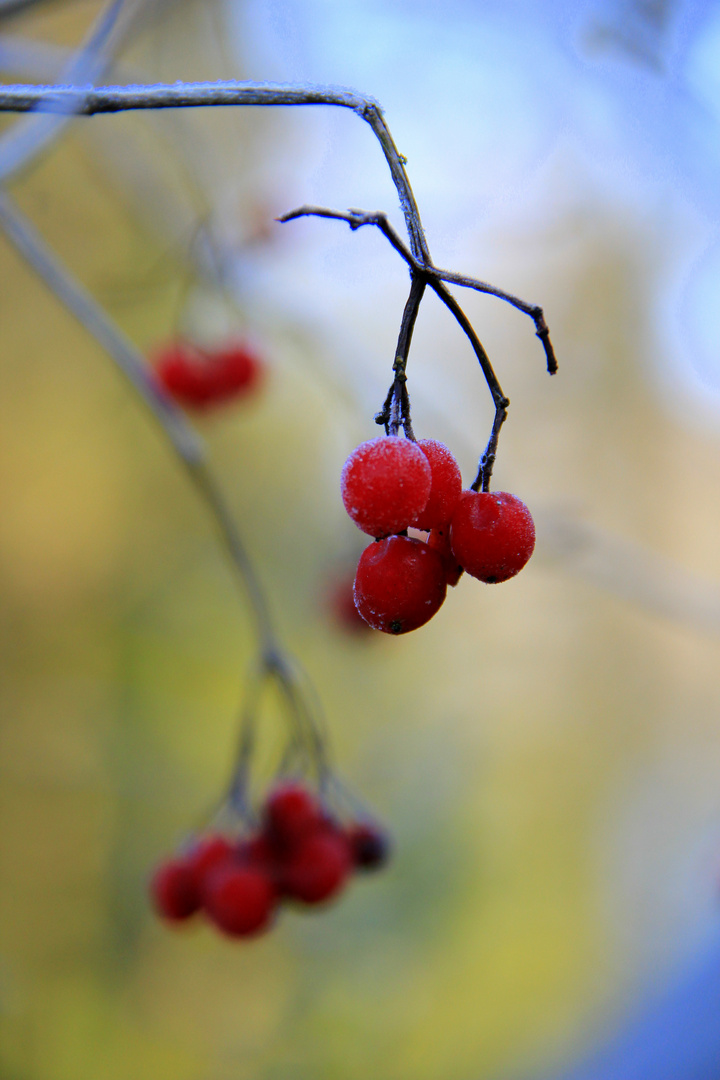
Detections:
[390, 620, 403, 634]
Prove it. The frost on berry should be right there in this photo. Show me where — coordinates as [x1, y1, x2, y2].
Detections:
[353, 535, 447, 634]
[341, 436, 431, 538]
[410, 439, 463, 531]
[449, 491, 535, 584]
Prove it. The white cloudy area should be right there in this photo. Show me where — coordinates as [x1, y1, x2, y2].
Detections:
[225, 0, 720, 436]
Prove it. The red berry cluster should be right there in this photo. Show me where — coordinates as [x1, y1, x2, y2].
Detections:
[153, 338, 264, 410]
[150, 781, 389, 939]
[341, 435, 535, 634]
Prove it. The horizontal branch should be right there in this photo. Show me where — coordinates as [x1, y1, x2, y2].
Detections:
[0, 78, 430, 262]
[0, 79, 372, 115]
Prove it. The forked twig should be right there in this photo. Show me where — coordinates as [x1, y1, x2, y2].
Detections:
[279, 204, 553, 490]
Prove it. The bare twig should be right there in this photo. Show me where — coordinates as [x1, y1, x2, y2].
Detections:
[0, 80, 430, 260]
[279, 205, 557, 374]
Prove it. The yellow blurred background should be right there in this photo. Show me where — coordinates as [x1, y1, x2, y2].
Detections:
[2, 2, 720, 1078]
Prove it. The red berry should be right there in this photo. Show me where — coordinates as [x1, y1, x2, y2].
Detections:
[410, 440, 462, 531]
[264, 782, 323, 849]
[281, 832, 352, 904]
[427, 526, 464, 587]
[154, 342, 214, 408]
[203, 864, 276, 937]
[205, 341, 264, 399]
[341, 436, 432, 538]
[153, 339, 263, 411]
[186, 834, 236, 898]
[449, 491, 535, 584]
[346, 823, 391, 871]
[239, 832, 281, 879]
[150, 858, 200, 922]
[353, 535, 447, 634]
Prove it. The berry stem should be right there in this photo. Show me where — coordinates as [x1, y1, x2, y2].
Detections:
[378, 274, 425, 438]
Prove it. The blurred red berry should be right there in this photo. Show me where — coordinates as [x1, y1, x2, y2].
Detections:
[153, 339, 263, 411]
[341, 435, 431, 538]
[450, 490, 535, 584]
[282, 831, 352, 904]
[150, 858, 200, 922]
[264, 782, 323, 849]
[353, 535, 447, 634]
[410, 439, 462, 531]
[203, 864, 277, 937]
[346, 823, 391, 871]
[186, 834, 236, 898]
[205, 341, 264, 398]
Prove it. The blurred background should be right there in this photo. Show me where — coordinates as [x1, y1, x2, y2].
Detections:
[2, 0, 720, 1077]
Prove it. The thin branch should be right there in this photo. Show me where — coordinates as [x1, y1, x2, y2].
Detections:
[0, 80, 430, 261]
[428, 279, 509, 492]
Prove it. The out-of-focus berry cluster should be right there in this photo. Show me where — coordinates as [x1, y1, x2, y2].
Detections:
[153, 338, 264, 410]
[150, 781, 389, 939]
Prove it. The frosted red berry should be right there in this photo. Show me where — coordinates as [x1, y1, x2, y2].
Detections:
[410, 439, 463, 531]
[450, 491, 535, 584]
[281, 831, 352, 904]
[347, 823, 391, 871]
[353, 535, 447, 634]
[264, 782, 323, 849]
[150, 858, 200, 922]
[341, 436, 432, 538]
[203, 864, 276, 937]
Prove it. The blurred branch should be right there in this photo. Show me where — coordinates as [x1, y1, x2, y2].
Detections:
[536, 508, 720, 638]
[0, 0, 145, 182]
[0, 0, 58, 17]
